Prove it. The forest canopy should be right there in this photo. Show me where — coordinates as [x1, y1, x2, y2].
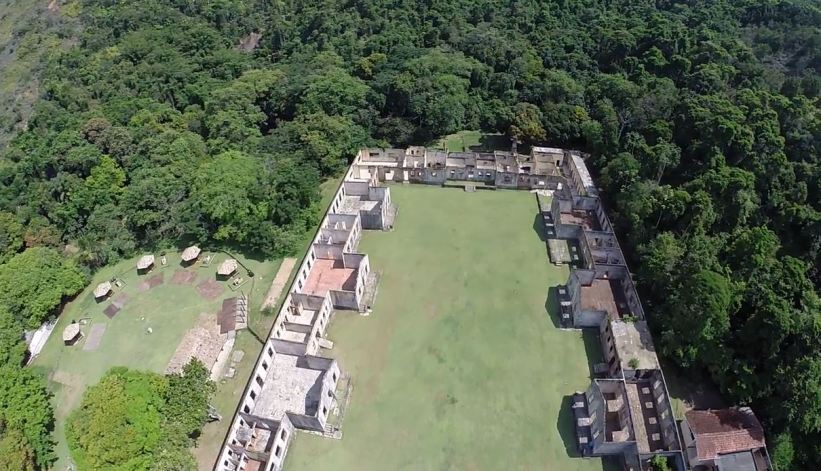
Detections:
[0, 0, 818, 469]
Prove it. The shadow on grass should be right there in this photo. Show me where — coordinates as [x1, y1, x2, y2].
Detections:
[558, 395, 622, 470]
[582, 329, 605, 379]
[471, 133, 509, 152]
[600, 456, 622, 471]
[544, 285, 562, 329]
[532, 212, 548, 242]
[557, 394, 582, 458]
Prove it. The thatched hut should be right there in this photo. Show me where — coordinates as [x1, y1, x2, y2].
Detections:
[218, 258, 238, 277]
[137, 254, 155, 272]
[93, 281, 112, 300]
[63, 323, 81, 346]
[181, 245, 201, 262]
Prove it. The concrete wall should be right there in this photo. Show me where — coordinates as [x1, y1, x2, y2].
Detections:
[286, 411, 322, 432]
[220, 414, 295, 471]
[648, 370, 679, 450]
[621, 278, 645, 319]
[330, 290, 358, 311]
[377, 166, 403, 183]
[312, 243, 343, 260]
[585, 381, 637, 456]
[343, 180, 369, 196]
[600, 319, 620, 376]
[568, 270, 605, 327]
[359, 148, 404, 164]
[495, 171, 519, 188]
[268, 338, 307, 357]
[572, 195, 598, 211]
[217, 158, 384, 471]
[317, 361, 341, 428]
[343, 252, 366, 269]
[422, 167, 446, 184]
[263, 416, 294, 471]
[585, 381, 638, 456]
[308, 302, 333, 342]
[359, 207, 384, 230]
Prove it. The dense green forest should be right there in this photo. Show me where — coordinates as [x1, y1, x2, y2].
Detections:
[66, 361, 214, 470]
[0, 0, 818, 469]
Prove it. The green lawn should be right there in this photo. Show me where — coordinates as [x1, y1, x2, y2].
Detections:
[433, 130, 509, 152]
[286, 185, 612, 471]
[31, 250, 281, 470]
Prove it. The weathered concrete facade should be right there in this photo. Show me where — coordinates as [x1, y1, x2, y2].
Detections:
[215, 143, 762, 471]
[354, 145, 566, 190]
[215, 164, 393, 471]
[538, 152, 687, 470]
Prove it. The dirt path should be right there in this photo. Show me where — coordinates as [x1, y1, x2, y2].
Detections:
[261, 258, 297, 309]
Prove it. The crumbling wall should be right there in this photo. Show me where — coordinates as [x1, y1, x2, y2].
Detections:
[312, 243, 344, 260]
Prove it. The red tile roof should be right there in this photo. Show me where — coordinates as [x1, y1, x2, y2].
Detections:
[685, 408, 766, 461]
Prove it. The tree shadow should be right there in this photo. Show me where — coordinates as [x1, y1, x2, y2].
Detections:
[470, 133, 510, 152]
[659, 358, 726, 418]
[557, 394, 582, 458]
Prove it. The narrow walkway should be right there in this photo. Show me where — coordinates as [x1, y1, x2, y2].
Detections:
[261, 258, 297, 309]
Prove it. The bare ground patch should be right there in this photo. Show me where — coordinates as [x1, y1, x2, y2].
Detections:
[82, 324, 106, 351]
[197, 279, 224, 300]
[49, 370, 84, 417]
[261, 257, 297, 309]
[110, 292, 130, 309]
[102, 304, 121, 319]
[166, 313, 226, 374]
[171, 269, 198, 285]
[137, 272, 164, 292]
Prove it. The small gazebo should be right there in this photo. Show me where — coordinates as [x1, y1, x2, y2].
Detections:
[181, 245, 201, 263]
[93, 281, 112, 300]
[137, 254, 155, 272]
[218, 258, 238, 277]
[63, 323, 81, 346]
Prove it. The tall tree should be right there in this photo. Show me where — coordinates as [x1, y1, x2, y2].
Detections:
[0, 247, 86, 327]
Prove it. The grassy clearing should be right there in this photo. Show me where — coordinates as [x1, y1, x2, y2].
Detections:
[286, 185, 613, 471]
[432, 130, 509, 152]
[32, 250, 281, 470]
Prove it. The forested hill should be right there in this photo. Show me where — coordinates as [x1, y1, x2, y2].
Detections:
[0, 0, 818, 469]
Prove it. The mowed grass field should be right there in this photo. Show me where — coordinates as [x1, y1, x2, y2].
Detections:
[31, 251, 282, 470]
[286, 185, 612, 471]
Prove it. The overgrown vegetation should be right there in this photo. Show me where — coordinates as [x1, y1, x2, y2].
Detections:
[0, 308, 55, 470]
[66, 361, 214, 470]
[0, 0, 818, 469]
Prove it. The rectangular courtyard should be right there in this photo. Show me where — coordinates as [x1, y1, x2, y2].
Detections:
[285, 185, 613, 470]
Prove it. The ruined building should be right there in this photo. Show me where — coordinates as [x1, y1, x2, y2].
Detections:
[216, 143, 770, 471]
[215, 166, 390, 471]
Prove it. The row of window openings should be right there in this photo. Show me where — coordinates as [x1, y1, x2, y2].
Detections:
[225, 432, 288, 462]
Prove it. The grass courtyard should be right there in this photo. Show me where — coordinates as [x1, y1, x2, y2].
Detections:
[31, 250, 283, 470]
[286, 185, 613, 471]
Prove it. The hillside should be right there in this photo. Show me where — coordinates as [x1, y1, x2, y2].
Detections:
[0, 0, 79, 147]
